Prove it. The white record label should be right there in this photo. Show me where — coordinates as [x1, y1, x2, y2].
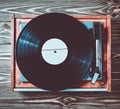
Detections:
[41, 38, 68, 65]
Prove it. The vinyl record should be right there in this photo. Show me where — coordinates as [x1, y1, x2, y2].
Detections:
[16, 13, 93, 91]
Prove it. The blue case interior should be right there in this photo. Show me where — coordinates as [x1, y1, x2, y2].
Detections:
[19, 22, 102, 82]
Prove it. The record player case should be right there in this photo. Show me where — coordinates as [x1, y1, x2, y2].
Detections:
[11, 15, 111, 92]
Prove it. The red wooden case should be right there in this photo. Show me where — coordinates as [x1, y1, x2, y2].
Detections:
[11, 15, 111, 92]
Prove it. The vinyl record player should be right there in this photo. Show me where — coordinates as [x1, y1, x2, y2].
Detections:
[11, 13, 111, 92]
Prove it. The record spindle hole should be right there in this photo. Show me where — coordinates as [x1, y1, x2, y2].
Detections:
[54, 50, 57, 53]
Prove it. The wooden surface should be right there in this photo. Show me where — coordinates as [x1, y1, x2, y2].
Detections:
[0, 0, 120, 109]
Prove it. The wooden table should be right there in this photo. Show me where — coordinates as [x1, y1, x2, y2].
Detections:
[0, 0, 120, 109]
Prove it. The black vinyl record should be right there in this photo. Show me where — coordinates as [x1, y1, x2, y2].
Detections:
[16, 13, 93, 91]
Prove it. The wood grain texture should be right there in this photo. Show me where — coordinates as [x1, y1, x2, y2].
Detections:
[0, 0, 120, 21]
[0, 0, 120, 109]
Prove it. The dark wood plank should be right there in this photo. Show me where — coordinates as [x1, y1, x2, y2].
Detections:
[0, 0, 120, 109]
[0, 0, 120, 21]
[111, 20, 120, 73]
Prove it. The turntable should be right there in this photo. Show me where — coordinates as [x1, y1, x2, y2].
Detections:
[11, 13, 111, 92]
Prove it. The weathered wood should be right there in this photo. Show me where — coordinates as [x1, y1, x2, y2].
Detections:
[0, 0, 120, 109]
[0, 0, 119, 21]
